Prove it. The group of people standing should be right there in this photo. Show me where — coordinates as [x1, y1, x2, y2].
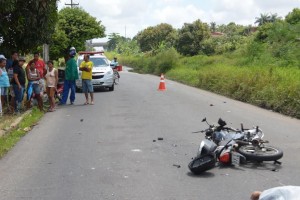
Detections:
[0, 51, 59, 115]
[0, 47, 96, 116]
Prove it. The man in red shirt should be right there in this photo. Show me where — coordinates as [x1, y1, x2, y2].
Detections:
[27, 52, 46, 96]
[27, 52, 46, 78]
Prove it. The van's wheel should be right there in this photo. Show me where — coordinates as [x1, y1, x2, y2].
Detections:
[108, 84, 114, 91]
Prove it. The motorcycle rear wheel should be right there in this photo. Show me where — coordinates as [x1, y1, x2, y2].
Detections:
[237, 145, 283, 162]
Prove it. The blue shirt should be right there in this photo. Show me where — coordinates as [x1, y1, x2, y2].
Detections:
[110, 60, 118, 68]
[0, 68, 10, 87]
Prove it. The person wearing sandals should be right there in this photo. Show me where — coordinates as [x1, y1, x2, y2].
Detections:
[26, 62, 43, 111]
[45, 61, 58, 112]
[79, 54, 94, 105]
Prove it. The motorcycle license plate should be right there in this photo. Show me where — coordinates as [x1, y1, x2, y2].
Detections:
[231, 152, 240, 166]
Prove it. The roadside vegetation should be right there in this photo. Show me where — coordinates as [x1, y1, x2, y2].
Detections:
[0, 108, 44, 158]
[110, 8, 300, 118]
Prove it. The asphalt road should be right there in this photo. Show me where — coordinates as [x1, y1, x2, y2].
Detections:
[0, 69, 299, 200]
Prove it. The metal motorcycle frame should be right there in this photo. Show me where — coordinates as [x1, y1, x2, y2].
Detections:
[189, 118, 283, 174]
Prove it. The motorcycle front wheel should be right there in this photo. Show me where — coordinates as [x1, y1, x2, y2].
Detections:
[188, 154, 216, 174]
[237, 145, 283, 162]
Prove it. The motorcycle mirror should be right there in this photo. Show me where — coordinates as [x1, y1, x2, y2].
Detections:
[201, 118, 207, 122]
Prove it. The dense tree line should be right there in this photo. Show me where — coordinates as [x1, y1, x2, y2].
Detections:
[109, 8, 300, 63]
[0, 1, 105, 60]
[0, 0, 57, 54]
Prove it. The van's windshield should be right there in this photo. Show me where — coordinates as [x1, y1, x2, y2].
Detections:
[78, 57, 109, 67]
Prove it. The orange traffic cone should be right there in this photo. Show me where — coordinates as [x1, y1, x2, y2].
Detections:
[158, 74, 166, 91]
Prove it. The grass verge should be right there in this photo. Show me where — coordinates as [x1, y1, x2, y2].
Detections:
[0, 108, 44, 158]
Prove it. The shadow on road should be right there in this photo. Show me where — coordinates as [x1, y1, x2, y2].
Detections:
[240, 161, 283, 172]
[186, 171, 215, 178]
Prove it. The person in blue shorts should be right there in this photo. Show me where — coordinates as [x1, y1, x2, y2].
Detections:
[79, 54, 94, 105]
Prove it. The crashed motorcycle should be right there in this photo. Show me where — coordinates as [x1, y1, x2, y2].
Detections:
[188, 118, 283, 174]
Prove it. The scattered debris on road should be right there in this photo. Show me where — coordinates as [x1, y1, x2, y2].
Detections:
[131, 149, 142, 152]
[80, 119, 84, 122]
[210, 104, 214, 106]
[173, 164, 181, 168]
[158, 137, 164, 140]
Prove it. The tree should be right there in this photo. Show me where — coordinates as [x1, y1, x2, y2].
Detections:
[255, 13, 280, 26]
[210, 22, 217, 32]
[107, 33, 125, 51]
[115, 39, 140, 55]
[50, 7, 105, 60]
[49, 26, 70, 60]
[285, 8, 300, 25]
[0, 0, 58, 54]
[176, 19, 210, 56]
[135, 23, 177, 52]
[255, 13, 271, 26]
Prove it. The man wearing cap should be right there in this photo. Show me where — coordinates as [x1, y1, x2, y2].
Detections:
[11, 57, 26, 114]
[60, 47, 79, 105]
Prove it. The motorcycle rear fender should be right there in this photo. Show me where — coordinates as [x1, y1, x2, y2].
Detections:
[198, 139, 217, 157]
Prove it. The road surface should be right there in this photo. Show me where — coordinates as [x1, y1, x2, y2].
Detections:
[0, 69, 299, 200]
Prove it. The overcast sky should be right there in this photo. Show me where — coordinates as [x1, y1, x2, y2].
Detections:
[58, 0, 299, 41]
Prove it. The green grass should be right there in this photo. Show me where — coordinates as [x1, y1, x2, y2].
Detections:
[0, 108, 44, 158]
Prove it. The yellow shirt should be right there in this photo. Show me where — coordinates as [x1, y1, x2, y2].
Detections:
[80, 61, 93, 80]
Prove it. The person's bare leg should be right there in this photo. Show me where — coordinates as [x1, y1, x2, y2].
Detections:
[90, 93, 94, 104]
[50, 96, 55, 111]
[84, 93, 89, 104]
[1, 96, 5, 112]
[37, 95, 43, 111]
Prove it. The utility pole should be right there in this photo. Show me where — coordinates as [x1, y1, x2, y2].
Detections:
[65, 0, 79, 8]
[125, 26, 127, 39]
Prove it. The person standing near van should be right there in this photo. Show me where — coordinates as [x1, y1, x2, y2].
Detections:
[79, 54, 94, 105]
[60, 47, 79, 105]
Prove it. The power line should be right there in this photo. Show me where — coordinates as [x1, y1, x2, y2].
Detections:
[65, 0, 79, 8]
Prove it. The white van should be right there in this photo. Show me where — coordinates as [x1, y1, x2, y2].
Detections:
[76, 52, 115, 91]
